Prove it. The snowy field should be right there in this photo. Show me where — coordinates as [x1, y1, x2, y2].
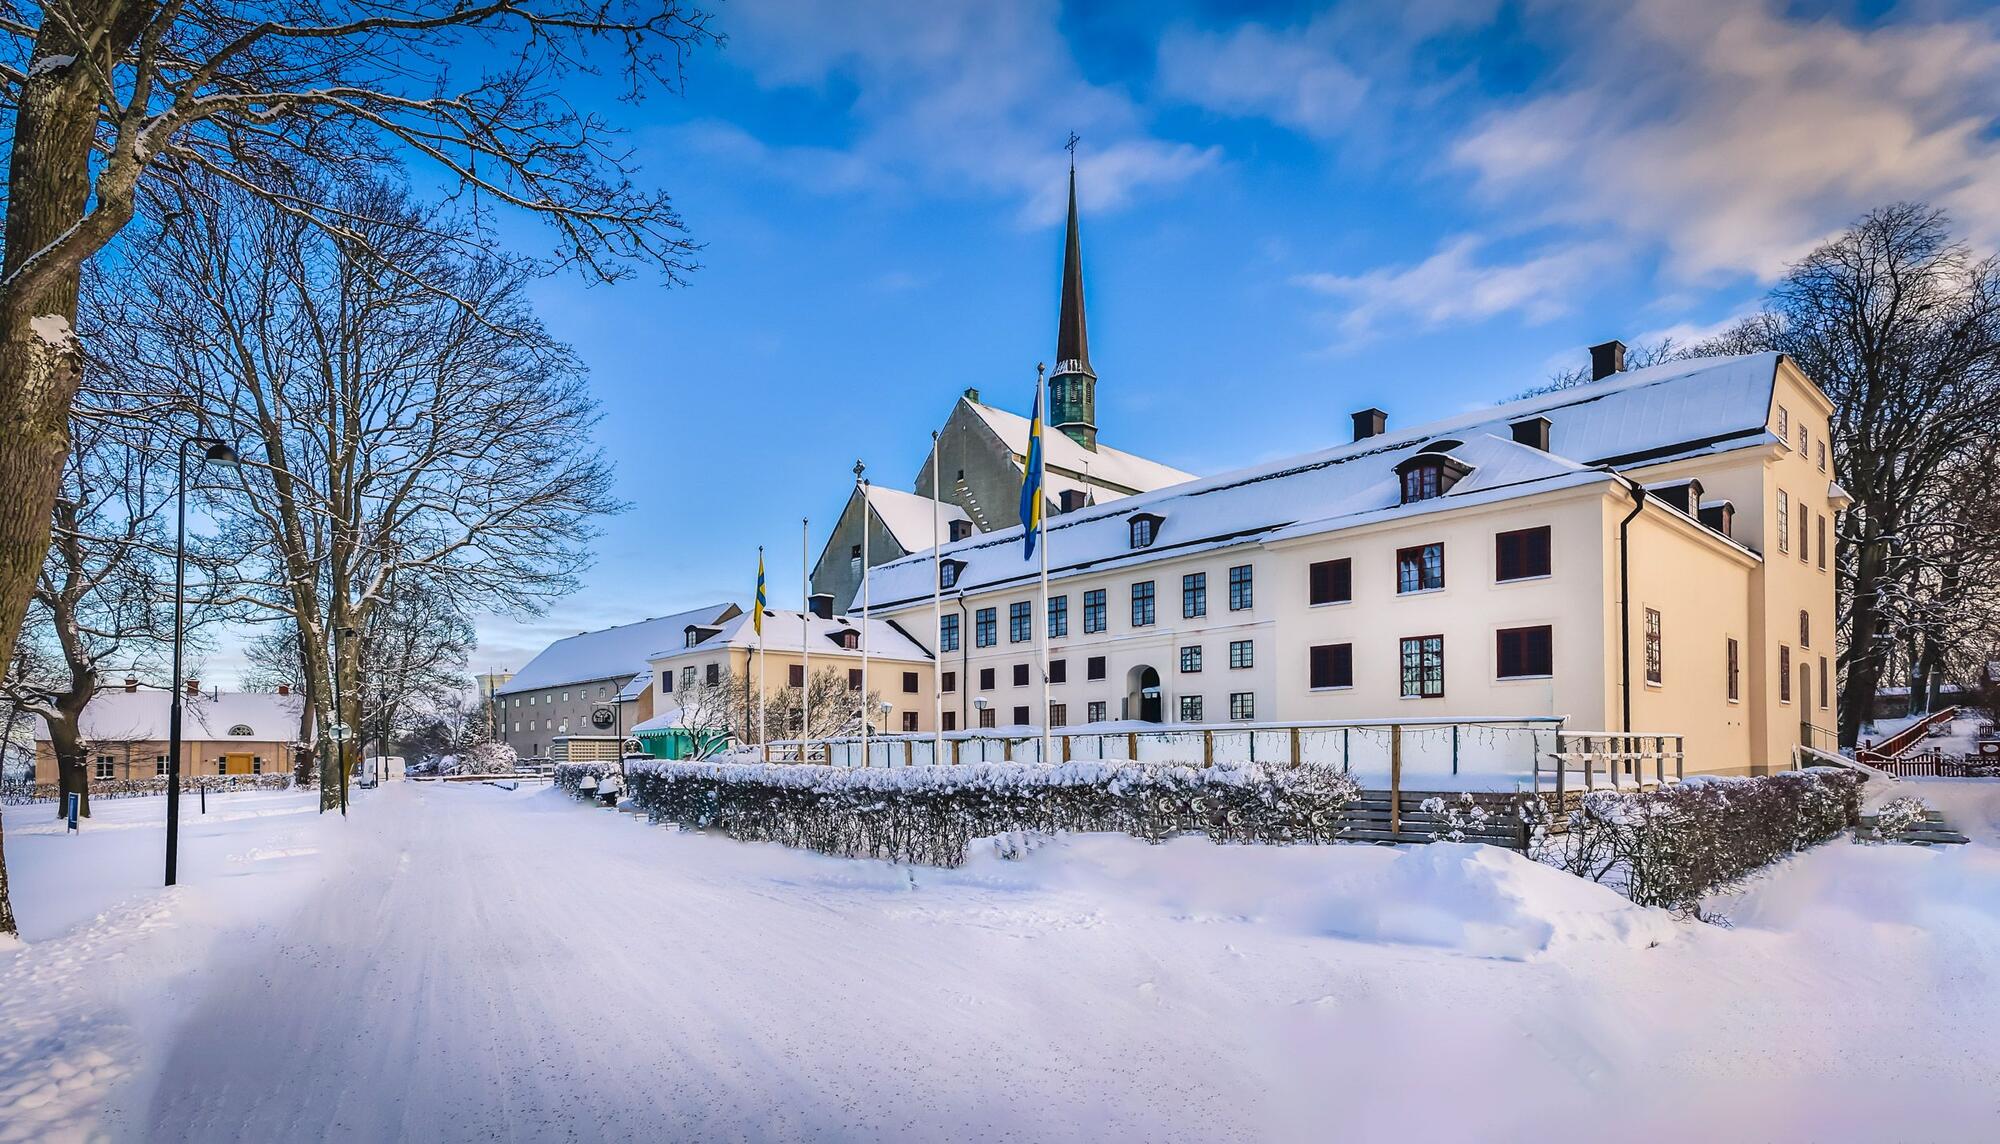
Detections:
[3, 781, 1999, 1143]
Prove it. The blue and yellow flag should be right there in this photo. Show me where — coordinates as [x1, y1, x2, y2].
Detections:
[1019, 379, 1045, 560]
[754, 549, 766, 636]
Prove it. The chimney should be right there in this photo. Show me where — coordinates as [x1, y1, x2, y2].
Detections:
[1351, 407, 1387, 442]
[1699, 500, 1735, 538]
[1058, 489, 1087, 514]
[124, 675, 139, 693]
[185, 677, 200, 697]
[1509, 416, 1552, 452]
[277, 682, 291, 696]
[808, 593, 835, 620]
[948, 519, 974, 542]
[962, 387, 980, 404]
[1590, 340, 1627, 381]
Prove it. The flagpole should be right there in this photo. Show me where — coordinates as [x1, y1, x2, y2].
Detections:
[801, 517, 810, 762]
[856, 462, 870, 768]
[931, 431, 944, 766]
[1036, 364, 1053, 768]
[757, 546, 767, 756]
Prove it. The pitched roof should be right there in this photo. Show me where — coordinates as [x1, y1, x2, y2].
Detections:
[868, 353, 1784, 607]
[963, 399, 1192, 496]
[865, 485, 970, 553]
[34, 688, 305, 744]
[496, 603, 741, 695]
[651, 609, 933, 663]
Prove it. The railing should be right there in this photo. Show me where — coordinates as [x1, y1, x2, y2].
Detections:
[1857, 707, 1961, 762]
[1794, 743, 1898, 783]
[1801, 721, 1841, 756]
[1534, 732, 1685, 797]
[1867, 751, 2000, 779]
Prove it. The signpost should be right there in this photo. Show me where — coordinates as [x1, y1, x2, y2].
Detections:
[65, 791, 80, 833]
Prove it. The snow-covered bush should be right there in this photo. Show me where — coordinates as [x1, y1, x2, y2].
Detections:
[618, 760, 1365, 867]
[554, 760, 620, 798]
[434, 740, 517, 776]
[1869, 795, 1931, 841]
[1548, 770, 1860, 914]
[1, 773, 294, 804]
[1419, 793, 1492, 843]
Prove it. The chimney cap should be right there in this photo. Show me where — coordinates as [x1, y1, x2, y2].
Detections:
[1589, 339, 1627, 381]
[1351, 407, 1388, 442]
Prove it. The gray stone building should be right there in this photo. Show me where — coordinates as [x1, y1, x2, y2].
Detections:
[495, 603, 740, 759]
[810, 165, 1191, 611]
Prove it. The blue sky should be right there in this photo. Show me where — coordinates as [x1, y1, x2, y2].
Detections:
[455, 0, 2000, 678]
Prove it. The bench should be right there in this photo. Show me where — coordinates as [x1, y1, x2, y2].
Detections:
[576, 773, 623, 807]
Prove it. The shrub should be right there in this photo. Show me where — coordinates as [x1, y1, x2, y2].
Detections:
[555, 760, 620, 798]
[0, 773, 294, 805]
[1547, 770, 1860, 913]
[618, 760, 1364, 867]
[1869, 795, 1931, 841]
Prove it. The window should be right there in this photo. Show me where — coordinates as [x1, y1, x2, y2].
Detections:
[1180, 646, 1203, 673]
[1798, 425, 1808, 456]
[1400, 463, 1444, 503]
[901, 712, 919, 732]
[1310, 644, 1353, 690]
[1049, 703, 1067, 727]
[1777, 404, 1789, 441]
[975, 607, 997, 647]
[979, 667, 995, 690]
[1727, 639, 1741, 702]
[95, 756, 115, 781]
[940, 613, 960, 653]
[848, 668, 863, 690]
[680, 666, 696, 692]
[1817, 515, 1827, 570]
[1397, 544, 1445, 593]
[1182, 572, 1207, 618]
[154, 755, 167, 776]
[1083, 590, 1107, 633]
[943, 711, 958, 731]
[1800, 610, 1811, 648]
[1130, 581, 1155, 627]
[705, 663, 720, 686]
[1180, 695, 1204, 721]
[1644, 609, 1663, 685]
[940, 561, 961, 589]
[835, 629, 860, 651]
[788, 665, 804, 688]
[661, 672, 674, 694]
[942, 671, 957, 693]
[1798, 507, 1808, 562]
[1048, 595, 1068, 638]
[950, 520, 974, 542]
[252, 757, 264, 775]
[1087, 700, 1107, 723]
[1229, 640, 1254, 669]
[1086, 656, 1106, 681]
[1013, 664, 1030, 687]
[1495, 526, 1552, 581]
[1780, 646, 1792, 702]
[1817, 440, 1827, 472]
[1229, 692, 1255, 720]
[1009, 601, 1031, 643]
[1012, 705, 1030, 725]
[1400, 636, 1445, 698]
[1229, 564, 1253, 610]
[227, 723, 255, 736]
[1495, 626, 1553, 679]
[215, 760, 227, 776]
[902, 671, 919, 693]
[1308, 558, 1351, 605]
[978, 709, 996, 729]
[1819, 657, 1829, 708]
[1777, 490, 1790, 553]
[1130, 515, 1158, 549]
[1049, 659, 1066, 683]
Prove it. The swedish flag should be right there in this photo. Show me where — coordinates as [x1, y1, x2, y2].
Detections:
[754, 549, 766, 636]
[1019, 379, 1045, 560]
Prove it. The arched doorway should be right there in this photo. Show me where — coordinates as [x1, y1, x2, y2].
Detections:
[1125, 665, 1163, 724]
[1799, 661, 1812, 747]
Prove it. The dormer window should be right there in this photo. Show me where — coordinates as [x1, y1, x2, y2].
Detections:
[1129, 513, 1163, 549]
[940, 559, 965, 589]
[684, 625, 701, 648]
[1394, 449, 1471, 505]
[834, 629, 860, 650]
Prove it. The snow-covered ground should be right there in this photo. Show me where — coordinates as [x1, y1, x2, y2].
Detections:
[3, 780, 1999, 1142]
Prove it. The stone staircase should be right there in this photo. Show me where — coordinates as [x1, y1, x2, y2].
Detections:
[1857, 806, 1971, 846]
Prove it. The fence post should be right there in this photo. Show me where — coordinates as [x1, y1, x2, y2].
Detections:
[905, 740, 913, 767]
[1390, 724, 1403, 836]
[1451, 725, 1459, 775]
[952, 738, 961, 766]
[1554, 734, 1567, 805]
[1202, 729, 1213, 768]
[1003, 737, 1013, 762]
[1290, 726, 1301, 768]
[1128, 731, 1138, 761]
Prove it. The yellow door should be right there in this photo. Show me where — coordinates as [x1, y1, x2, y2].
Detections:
[226, 753, 254, 775]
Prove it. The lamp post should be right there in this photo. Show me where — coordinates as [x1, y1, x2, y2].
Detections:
[166, 438, 239, 888]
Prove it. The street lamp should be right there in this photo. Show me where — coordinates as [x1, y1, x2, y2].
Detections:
[166, 437, 239, 888]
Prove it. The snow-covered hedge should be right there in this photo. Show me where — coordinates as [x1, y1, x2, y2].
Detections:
[554, 760, 620, 798]
[617, 759, 1365, 866]
[1546, 769, 1860, 913]
[0, 773, 294, 805]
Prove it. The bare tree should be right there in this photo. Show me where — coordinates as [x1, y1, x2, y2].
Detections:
[357, 579, 476, 758]
[1689, 204, 2000, 745]
[1521, 338, 1685, 398]
[93, 177, 622, 810]
[0, 0, 716, 711]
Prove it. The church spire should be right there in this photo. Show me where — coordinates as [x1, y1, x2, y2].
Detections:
[1050, 135, 1098, 451]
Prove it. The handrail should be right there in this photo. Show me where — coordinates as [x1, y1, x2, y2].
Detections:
[1795, 743, 1897, 783]
[1859, 707, 1961, 761]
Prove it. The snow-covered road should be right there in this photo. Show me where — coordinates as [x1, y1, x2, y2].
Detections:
[4, 780, 2000, 1142]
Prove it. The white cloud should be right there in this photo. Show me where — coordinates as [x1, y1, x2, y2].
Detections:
[1452, 0, 2000, 279]
[717, 0, 1218, 224]
[1156, 22, 1369, 137]
[1293, 235, 1606, 345]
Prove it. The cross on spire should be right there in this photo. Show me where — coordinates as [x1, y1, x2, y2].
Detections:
[1064, 131, 1079, 171]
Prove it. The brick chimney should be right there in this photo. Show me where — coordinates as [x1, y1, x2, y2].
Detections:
[124, 675, 139, 692]
[277, 682, 291, 696]
[1351, 407, 1387, 442]
[1590, 340, 1627, 381]
[185, 677, 200, 697]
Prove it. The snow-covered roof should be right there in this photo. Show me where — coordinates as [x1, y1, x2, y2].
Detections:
[34, 687, 305, 744]
[865, 485, 971, 552]
[497, 603, 741, 696]
[868, 353, 1783, 607]
[650, 609, 934, 663]
[965, 399, 1193, 496]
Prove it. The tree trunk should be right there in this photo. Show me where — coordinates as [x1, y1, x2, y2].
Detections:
[0, 815, 14, 938]
[1839, 528, 1887, 747]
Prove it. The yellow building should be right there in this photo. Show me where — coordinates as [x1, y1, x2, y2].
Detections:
[34, 680, 303, 783]
[862, 347, 1841, 777]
